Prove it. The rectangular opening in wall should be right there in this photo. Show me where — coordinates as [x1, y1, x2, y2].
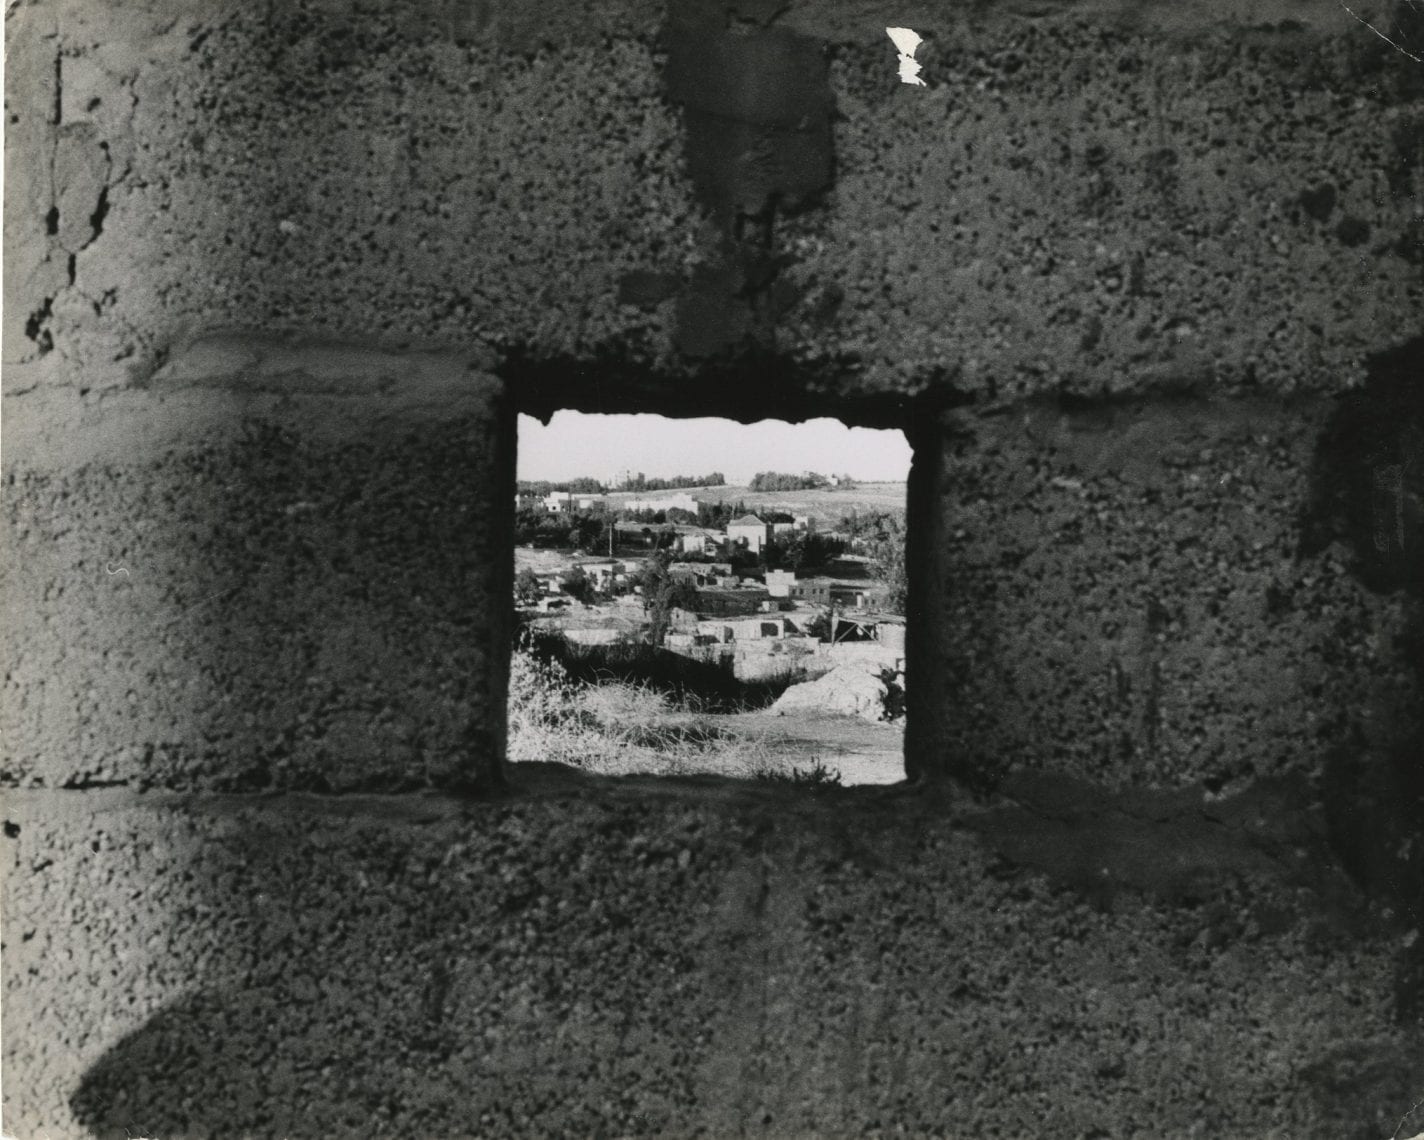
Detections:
[510, 411, 910, 786]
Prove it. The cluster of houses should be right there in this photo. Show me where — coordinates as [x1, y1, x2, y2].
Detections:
[524, 559, 745, 608]
[515, 491, 906, 679]
[514, 491, 905, 675]
[522, 542, 894, 634]
[532, 490, 703, 517]
[520, 489, 816, 559]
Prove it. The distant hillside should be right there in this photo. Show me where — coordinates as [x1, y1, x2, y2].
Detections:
[602, 482, 905, 527]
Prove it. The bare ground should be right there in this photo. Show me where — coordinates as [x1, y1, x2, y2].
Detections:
[715, 709, 905, 784]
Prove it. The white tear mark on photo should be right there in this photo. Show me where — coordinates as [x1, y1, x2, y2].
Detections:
[886, 27, 928, 88]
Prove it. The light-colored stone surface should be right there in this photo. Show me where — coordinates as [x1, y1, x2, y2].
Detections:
[773, 664, 892, 721]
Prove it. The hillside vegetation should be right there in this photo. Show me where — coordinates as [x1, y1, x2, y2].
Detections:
[601, 482, 906, 527]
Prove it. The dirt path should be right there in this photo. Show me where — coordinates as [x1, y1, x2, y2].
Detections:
[715, 710, 906, 785]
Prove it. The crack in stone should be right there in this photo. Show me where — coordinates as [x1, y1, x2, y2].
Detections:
[1339, 2, 1424, 62]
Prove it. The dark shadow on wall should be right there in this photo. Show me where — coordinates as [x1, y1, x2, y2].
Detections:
[63, 779, 1424, 1140]
[170, 410, 502, 795]
[0, 385, 503, 794]
[1299, 335, 1424, 598]
[661, 0, 836, 358]
[1300, 333, 1424, 1018]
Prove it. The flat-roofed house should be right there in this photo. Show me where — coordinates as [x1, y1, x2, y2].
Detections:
[791, 577, 833, 605]
[765, 569, 796, 598]
[676, 527, 722, 556]
[574, 559, 622, 590]
[543, 491, 606, 513]
[624, 492, 698, 515]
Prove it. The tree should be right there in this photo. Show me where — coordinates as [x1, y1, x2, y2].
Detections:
[727, 545, 759, 571]
[749, 471, 829, 492]
[515, 568, 543, 605]
[629, 472, 725, 491]
[566, 514, 603, 551]
[866, 516, 907, 615]
[762, 536, 790, 570]
[780, 531, 830, 572]
[698, 500, 740, 529]
[562, 566, 595, 604]
[516, 477, 607, 494]
[639, 552, 697, 645]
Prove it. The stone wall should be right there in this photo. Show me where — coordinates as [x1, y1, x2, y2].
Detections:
[4, 783, 1419, 1139]
[914, 395, 1422, 792]
[4, 0, 1423, 1134]
[5, 1, 1420, 400]
[2, 337, 511, 792]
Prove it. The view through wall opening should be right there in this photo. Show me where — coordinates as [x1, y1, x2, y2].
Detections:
[510, 411, 910, 786]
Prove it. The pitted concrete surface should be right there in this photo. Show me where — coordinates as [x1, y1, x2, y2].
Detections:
[3, 779, 1419, 1139]
[5, 0, 1420, 397]
[1, 339, 510, 791]
[3, 1, 1422, 1135]
[920, 396, 1423, 791]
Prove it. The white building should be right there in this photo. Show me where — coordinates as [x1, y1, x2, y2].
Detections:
[676, 527, 723, 556]
[695, 616, 792, 642]
[727, 513, 772, 554]
[543, 492, 606, 513]
[574, 560, 623, 590]
[623, 492, 698, 515]
[765, 569, 796, 598]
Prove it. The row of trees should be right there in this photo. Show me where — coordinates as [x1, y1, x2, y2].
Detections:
[517, 473, 727, 495]
[617, 472, 726, 491]
[748, 471, 856, 492]
[762, 532, 846, 572]
[517, 477, 605, 495]
[697, 500, 750, 529]
[514, 506, 609, 550]
[623, 507, 697, 525]
[515, 500, 760, 536]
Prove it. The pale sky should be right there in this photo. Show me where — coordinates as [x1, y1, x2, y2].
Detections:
[517, 412, 911, 486]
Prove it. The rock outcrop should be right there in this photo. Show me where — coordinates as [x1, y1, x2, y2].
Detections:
[772, 664, 892, 722]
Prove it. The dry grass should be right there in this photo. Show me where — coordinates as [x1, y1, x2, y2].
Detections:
[676, 482, 906, 526]
[507, 651, 780, 778]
